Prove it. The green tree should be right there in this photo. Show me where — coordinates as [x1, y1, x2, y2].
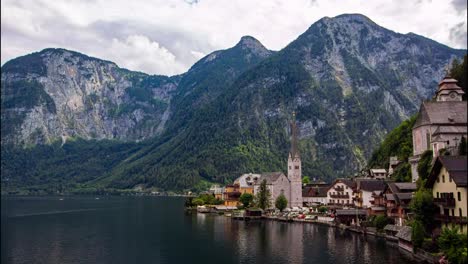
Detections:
[239, 193, 253, 208]
[449, 55, 467, 100]
[373, 215, 389, 231]
[410, 187, 437, 231]
[411, 220, 425, 249]
[192, 198, 204, 206]
[318, 206, 328, 213]
[302, 176, 310, 185]
[459, 136, 467, 155]
[417, 150, 433, 187]
[438, 227, 468, 264]
[275, 193, 288, 212]
[255, 179, 271, 210]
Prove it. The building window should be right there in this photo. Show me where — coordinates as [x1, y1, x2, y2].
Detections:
[442, 175, 445, 183]
[460, 208, 463, 217]
[437, 192, 439, 198]
[426, 131, 431, 150]
[458, 192, 461, 201]
[449, 176, 452, 182]
[437, 176, 440, 183]
[295, 166, 299, 169]
[452, 209, 455, 216]
[289, 166, 291, 169]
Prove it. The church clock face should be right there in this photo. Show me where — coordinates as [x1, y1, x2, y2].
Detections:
[450, 92, 456, 99]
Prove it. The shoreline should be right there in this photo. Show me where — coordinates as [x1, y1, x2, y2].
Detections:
[236, 214, 438, 264]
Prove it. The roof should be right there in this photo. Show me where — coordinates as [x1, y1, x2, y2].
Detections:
[432, 125, 467, 136]
[335, 209, 367, 216]
[256, 172, 287, 185]
[329, 178, 355, 190]
[385, 194, 396, 201]
[384, 224, 403, 232]
[370, 206, 386, 211]
[370, 169, 387, 174]
[413, 101, 467, 129]
[357, 180, 386, 192]
[234, 173, 261, 188]
[393, 182, 417, 191]
[437, 77, 464, 93]
[395, 226, 412, 242]
[395, 192, 413, 200]
[302, 186, 328, 197]
[426, 156, 468, 188]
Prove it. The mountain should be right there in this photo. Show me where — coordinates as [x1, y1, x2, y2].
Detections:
[1, 48, 179, 145]
[1, 14, 466, 193]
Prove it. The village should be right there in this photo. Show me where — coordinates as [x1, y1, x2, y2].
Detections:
[187, 76, 467, 262]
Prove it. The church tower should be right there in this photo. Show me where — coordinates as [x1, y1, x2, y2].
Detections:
[288, 112, 303, 207]
[435, 76, 465, 102]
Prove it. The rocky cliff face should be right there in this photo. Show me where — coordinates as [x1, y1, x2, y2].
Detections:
[1, 49, 178, 145]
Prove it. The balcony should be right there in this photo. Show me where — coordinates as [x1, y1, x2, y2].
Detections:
[334, 186, 344, 192]
[434, 198, 456, 207]
[435, 214, 468, 224]
[330, 194, 349, 199]
[353, 197, 362, 202]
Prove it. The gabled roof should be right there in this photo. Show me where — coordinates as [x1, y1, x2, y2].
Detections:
[256, 172, 287, 185]
[357, 180, 386, 192]
[394, 182, 417, 191]
[426, 156, 468, 188]
[413, 101, 467, 129]
[329, 178, 355, 189]
[396, 226, 412, 242]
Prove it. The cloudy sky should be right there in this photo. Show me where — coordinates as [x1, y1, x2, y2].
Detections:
[1, 0, 467, 76]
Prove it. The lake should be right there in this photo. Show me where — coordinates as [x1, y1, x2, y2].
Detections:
[1, 196, 414, 264]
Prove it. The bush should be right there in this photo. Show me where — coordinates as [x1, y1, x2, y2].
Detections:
[438, 227, 468, 264]
[239, 193, 253, 208]
[318, 206, 328, 213]
[373, 215, 390, 231]
[192, 198, 204, 206]
[411, 220, 425, 249]
[421, 238, 439, 253]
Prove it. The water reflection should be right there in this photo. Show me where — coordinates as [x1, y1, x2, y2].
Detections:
[2, 197, 414, 264]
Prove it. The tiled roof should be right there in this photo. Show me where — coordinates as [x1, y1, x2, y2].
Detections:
[413, 101, 467, 128]
[427, 156, 467, 187]
[395, 192, 413, 200]
[357, 180, 386, 192]
[257, 172, 287, 185]
[384, 224, 403, 232]
[396, 226, 412, 242]
[394, 182, 417, 191]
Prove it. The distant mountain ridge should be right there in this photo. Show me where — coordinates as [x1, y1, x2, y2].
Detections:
[1, 14, 466, 192]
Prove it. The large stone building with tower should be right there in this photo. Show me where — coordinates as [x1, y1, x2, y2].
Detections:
[253, 112, 303, 208]
[409, 76, 467, 182]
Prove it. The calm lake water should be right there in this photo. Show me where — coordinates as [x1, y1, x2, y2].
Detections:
[1, 196, 414, 264]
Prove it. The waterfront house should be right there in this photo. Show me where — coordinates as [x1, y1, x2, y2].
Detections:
[334, 209, 367, 226]
[425, 155, 468, 233]
[223, 184, 242, 206]
[302, 185, 328, 207]
[409, 76, 467, 182]
[234, 173, 261, 195]
[385, 182, 417, 226]
[210, 184, 224, 200]
[395, 226, 413, 253]
[327, 179, 355, 208]
[353, 179, 386, 208]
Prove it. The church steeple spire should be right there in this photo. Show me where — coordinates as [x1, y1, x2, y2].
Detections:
[290, 111, 299, 158]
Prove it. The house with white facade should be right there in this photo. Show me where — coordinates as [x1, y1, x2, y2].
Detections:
[327, 179, 355, 207]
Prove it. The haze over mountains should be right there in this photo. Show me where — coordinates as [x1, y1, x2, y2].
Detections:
[1, 14, 466, 192]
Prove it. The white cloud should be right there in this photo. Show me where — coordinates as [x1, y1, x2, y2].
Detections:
[1, 0, 466, 75]
[108, 35, 186, 75]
